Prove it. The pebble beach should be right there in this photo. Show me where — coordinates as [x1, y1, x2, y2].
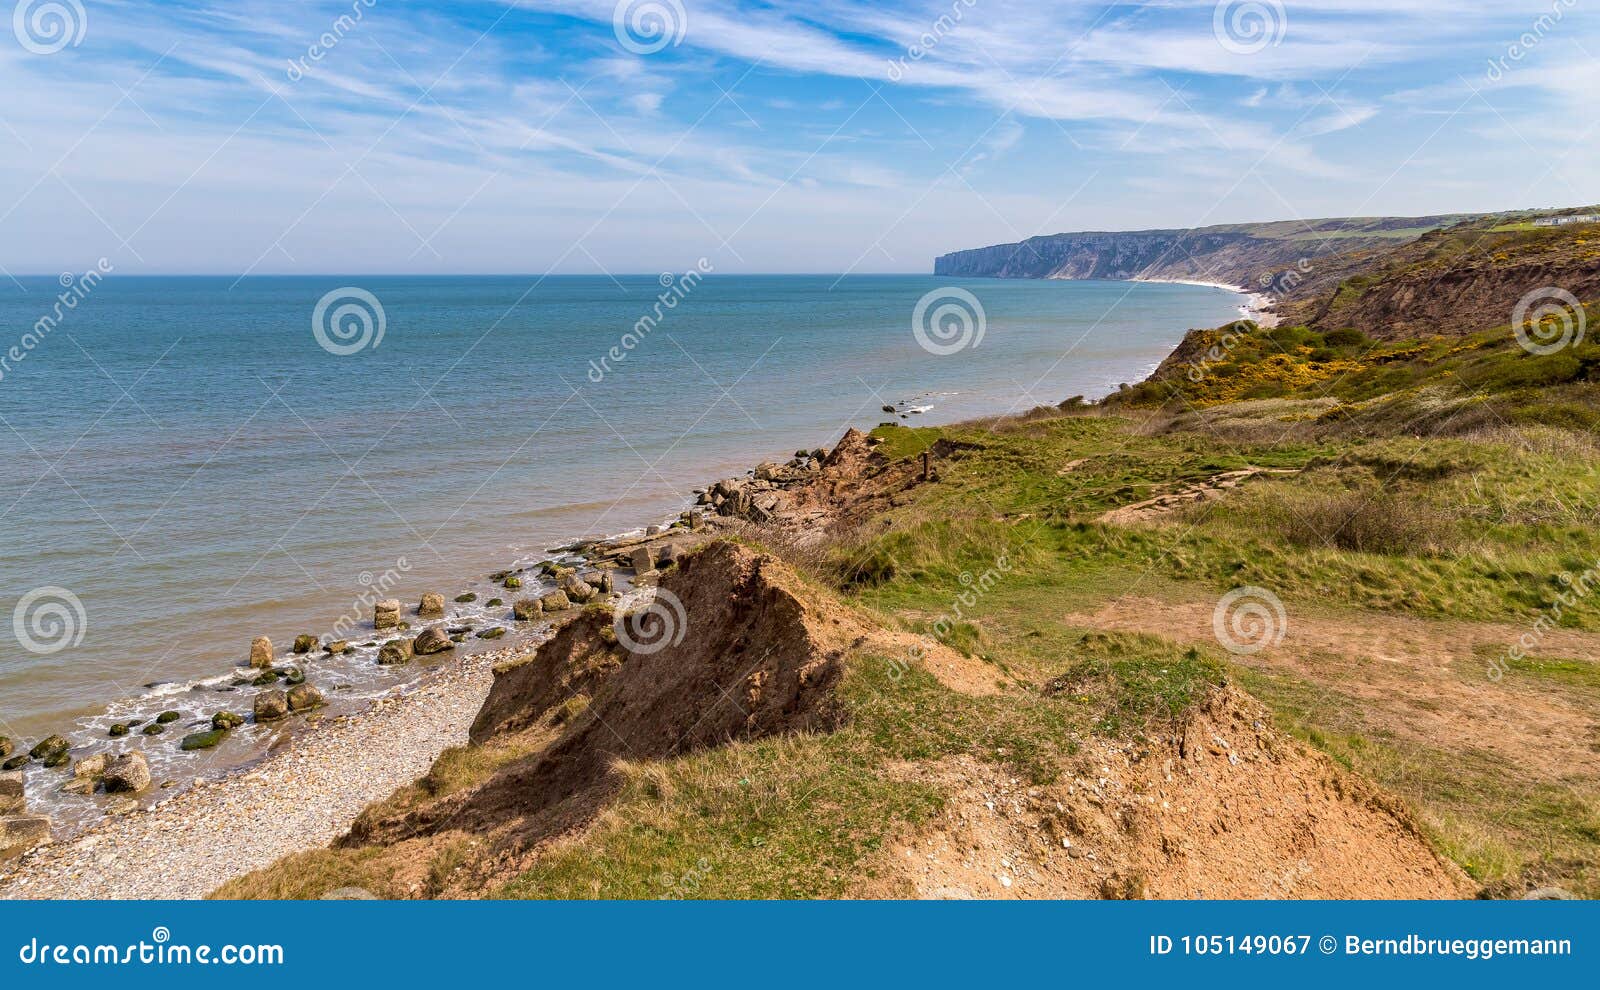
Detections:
[0, 643, 509, 900]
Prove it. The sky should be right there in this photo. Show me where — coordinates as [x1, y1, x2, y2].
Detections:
[0, 0, 1595, 276]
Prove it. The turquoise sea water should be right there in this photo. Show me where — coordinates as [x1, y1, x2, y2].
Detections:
[0, 274, 1243, 811]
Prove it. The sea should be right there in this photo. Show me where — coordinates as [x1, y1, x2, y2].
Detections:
[0, 273, 1244, 826]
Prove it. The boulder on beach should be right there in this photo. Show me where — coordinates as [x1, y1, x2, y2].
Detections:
[292, 634, 318, 654]
[180, 729, 228, 751]
[253, 690, 290, 722]
[212, 711, 245, 731]
[630, 546, 655, 574]
[476, 627, 506, 640]
[560, 573, 596, 602]
[286, 683, 326, 713]
[412, 627, 454, 656]
[374, 599, 402, 629]
[0, 815, 51, 856]
[377, 639, 414, 665]
[581, 570, 613, 593]
[540, 590, 572, 612]
[503, 575, 523, 590]
[418, 592, 445, 616]
[0, 770, 23, 815]
[71, 753, 107, 782]
[249, 635, 273, 668]
[2, 755, 28, 771]
[324, 640, 350, 655]
[102, 752, 151, 794]
[0, 737, 11, 759]
[29, 735, 68, 762]
[512, 598, 542, 621]
[283, 666, 306, 686]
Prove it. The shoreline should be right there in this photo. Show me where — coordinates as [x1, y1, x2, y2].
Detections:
[1129, 277, 1279, 327]
[1, 644, 506, 899]
[0, 283, 1256, 899]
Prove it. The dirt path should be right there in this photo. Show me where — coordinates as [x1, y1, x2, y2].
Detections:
[1067, 595, 1600, 781]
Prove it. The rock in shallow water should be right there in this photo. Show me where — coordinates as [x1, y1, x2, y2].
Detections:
[412, 627, 453, 656]
[512, 598, 541, 621]
[287, 683, 327, 713]
[419, 592, 445, 615]
[180, 729, 228, 751]
[374, 599, 402, 630]
[378, 639, 414, 665]
[292, 634, 318, 654]
[29, 735, 68, 762]
[249, 635, 273, 668]
[212, 711, 245, 731]
[253, 690, 290, 722]
[102, 751, 151, 794]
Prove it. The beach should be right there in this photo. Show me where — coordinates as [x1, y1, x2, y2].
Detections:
[2, 642, 504, 899]
[1130, 277, 1280, 327]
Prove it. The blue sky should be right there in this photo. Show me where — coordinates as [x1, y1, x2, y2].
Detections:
[0, 0, 1595, 276]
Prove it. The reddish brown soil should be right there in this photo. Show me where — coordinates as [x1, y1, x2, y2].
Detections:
[867, 688, 1471, 899]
